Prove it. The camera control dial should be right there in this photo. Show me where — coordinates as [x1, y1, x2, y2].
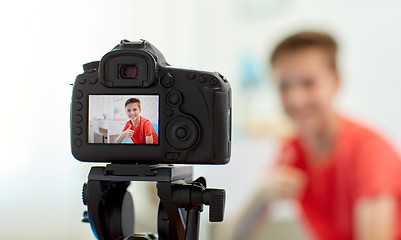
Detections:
[166, 116, 200, 150]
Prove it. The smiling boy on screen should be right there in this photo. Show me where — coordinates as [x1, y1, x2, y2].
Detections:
[115, 97, 158, 144]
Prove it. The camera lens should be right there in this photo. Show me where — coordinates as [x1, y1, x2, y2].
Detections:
[120, 65, 138, 79]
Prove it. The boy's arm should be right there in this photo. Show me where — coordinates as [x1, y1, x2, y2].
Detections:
[115, 132, 126, 143]
[232, 165, 306, 240]
[353, 135, 401, 240]
[145, 134, 153, 144]
[354, 194, 397, 240]
[144, 121, 155, 144]
[231, 187, 270, 240]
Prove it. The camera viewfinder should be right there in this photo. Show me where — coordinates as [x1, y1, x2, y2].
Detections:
[120, 65, 138, 79]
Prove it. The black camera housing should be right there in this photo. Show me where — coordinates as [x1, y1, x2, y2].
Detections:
[71, 40, 231, 164]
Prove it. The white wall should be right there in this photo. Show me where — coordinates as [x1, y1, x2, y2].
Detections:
[2, 0, 401, 239]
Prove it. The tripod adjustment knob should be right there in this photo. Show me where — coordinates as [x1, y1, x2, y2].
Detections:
[203, 189, 225, 222]
[82, 210, 89, 223]
[82, 183, 89, 205]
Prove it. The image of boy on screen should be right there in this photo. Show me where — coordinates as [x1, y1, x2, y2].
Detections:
[114, 98, 158, 144]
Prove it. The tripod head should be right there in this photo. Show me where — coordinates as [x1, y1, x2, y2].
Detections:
[81, 164, 225, 240]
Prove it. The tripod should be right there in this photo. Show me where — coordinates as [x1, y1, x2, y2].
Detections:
[81, 164, 226, 240]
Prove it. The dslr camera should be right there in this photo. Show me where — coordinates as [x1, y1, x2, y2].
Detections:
[71, 39, 231, 164]
[71, 40, 231, 240]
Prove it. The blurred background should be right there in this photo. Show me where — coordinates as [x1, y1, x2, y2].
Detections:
[1, 0, 401, 239]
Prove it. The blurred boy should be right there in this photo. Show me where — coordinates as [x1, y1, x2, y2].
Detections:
[237, 31, 401, 240]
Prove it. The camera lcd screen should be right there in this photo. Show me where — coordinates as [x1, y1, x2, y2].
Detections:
[88, 95, 159, 144]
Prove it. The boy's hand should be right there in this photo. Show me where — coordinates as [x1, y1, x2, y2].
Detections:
[124, 124, 134, 138]
[265, 165, 307, 200]
[263, 144, 307, 200]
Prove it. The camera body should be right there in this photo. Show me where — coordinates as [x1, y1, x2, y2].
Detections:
[71, 40, 231, 164]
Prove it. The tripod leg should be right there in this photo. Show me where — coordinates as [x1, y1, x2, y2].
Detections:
[157, 182, 186, 240]
[185, 208, 201, 240]
[157, 201, 169, 239]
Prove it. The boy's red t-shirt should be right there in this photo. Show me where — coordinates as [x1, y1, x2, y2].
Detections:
[280, 117, 401, 240]
[122, 116, 158, 144]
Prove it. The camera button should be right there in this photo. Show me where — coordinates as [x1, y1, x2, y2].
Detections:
[89, 77, 97, 84]
[75, 114, 83, 123]
[76, 102, 83, 111]
[166, 152, 180, 160]
[210, 78, 218, 86]
[161, 73, 174, 88]
[176, 127, 187, 138]
[199, 75, 207, 83]
[75, 139, 82, 147]
[188, 72, 196, 80]
[75, 127, 83, 135]
[167, 91, 182, 106]
[169, 94, 180, 104]
[78, 76, 86, 84]
[76, 90, 83, 99]
[165, 109, 174, 117]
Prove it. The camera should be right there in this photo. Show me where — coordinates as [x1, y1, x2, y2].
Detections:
[73, 40, 230, 240]
[71, 40, 231, 164]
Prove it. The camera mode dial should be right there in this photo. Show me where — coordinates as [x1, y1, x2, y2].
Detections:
[83, 61, 99, 73]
